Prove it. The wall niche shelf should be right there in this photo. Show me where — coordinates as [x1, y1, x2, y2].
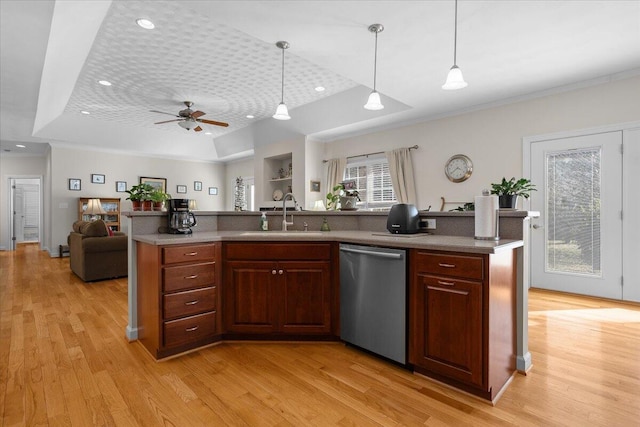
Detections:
[264, 152, 293, 202]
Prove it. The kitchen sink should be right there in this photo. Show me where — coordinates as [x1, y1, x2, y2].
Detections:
[239, 231, 324, 236]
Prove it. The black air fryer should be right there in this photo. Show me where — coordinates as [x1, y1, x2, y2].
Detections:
[386, 204, 420, 234]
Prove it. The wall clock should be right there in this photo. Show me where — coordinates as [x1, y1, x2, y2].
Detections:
[445, 154, 473, 183]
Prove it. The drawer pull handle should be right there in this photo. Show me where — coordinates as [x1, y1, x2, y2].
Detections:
[278, 269, 284, 275]
[185, 252, 198, 256]
[185, 325, 199, 332]
[184, 300, 199, 306]
[185, 274, 198, 279]
[438, 263, 456, 268]
[437, 280, 455, 286]
[272, 270, 277, 275]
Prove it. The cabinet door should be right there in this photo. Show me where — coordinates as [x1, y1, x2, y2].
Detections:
[411, 274, 484, 388]
[224, 261, 278, 333]
[279, 261, 331, 334]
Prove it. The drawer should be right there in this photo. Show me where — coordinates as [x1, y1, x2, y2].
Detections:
[224, 243, 331, 261]
[414, 252, 484, 280]
[163, 286, 217, 320]
[163, 244, 215, 265]
[163, 262, 216, 292]
[163, 311, 216, 348]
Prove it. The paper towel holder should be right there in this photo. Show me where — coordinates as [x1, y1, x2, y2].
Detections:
[474, 190, 500, 240]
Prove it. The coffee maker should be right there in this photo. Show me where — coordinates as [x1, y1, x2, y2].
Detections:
[167, 199, 197, 234]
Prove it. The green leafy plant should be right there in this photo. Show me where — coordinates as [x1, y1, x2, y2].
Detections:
[326, 183, 360, 210]
[125, 183, 155, 201]
[149, 188, 170, 203]
[490, 177, 537, 199]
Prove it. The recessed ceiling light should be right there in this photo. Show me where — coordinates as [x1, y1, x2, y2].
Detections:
[315, 86, 326, 92]
[246, 115, 254, 119]
[98, 80, 112, 86]
[205, 132, 212, 135]
[81, 110, 90, 115]
[16, 144, 26, 148]
[136, 18, 155, 30]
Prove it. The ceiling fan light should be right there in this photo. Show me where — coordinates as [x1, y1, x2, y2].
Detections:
[364, 90, 384, 110]
[178, 119, 198, 130]
[442, 65, 468, 90]
[272, 102, 291, 120]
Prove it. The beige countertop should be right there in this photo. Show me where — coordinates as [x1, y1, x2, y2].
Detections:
[133, 230, 522, 255]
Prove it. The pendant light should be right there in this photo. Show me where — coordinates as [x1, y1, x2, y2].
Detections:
[364, 23, 384, 110]
[442, 0, 468, 90]
[273, 41, 291, 120]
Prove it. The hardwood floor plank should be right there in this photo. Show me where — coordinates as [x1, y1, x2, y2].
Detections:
[1, 244, 639, 426]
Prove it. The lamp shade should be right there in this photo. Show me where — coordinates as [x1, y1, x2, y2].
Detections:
[178, 119, 198, 130]
[364, 90, 384, 110]
[188, 199, 198, 210]
[442, 65, 468, 90]
[272, 102, 291, 120]
[312, 200, 326, 211]
[85, 198, 106, 219]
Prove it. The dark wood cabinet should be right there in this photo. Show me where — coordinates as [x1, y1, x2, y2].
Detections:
[223, 243, 334, 337]
[137, 242, 221, 359]
[410, 249, 516, 401]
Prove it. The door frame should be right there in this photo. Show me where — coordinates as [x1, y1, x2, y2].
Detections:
[523, 120, 640, 301]
[6, 175, 43, 251]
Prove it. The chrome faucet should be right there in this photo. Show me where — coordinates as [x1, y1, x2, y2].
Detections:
[282, 193, 296, 231]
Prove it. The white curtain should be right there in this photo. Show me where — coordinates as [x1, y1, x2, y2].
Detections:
[325, 157, 346, 197]
[385, 148, 417, 205]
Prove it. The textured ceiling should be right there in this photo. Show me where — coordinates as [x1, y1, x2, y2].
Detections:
[1, 1, 640, 160]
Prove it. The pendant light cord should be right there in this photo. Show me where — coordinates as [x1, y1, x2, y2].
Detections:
[280, 47, 285, 102]
[453, 0, 458, 66]
[373, 30, 378, 90]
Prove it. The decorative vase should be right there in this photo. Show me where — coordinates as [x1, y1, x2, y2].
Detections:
[498, 195, 518, 209]
[339, 196, 358, 210]
[142, 200, 153, 211]
[132, 201, 142, 211]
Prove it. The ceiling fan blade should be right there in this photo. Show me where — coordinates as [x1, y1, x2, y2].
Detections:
[194, 126, 203, 132]
[154, 119, 182, 124]
[191, 110, 206, 119]
[150, 110, 179, 117]
[197, 118, 229, 127]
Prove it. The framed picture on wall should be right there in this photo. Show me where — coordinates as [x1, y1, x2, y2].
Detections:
[209, 187, 218, 196]
[140, 177, 166, 192]
[69, 178, 81, 191]
[177, 185, 187, 194]
[194, 181, 202, 191]
[91, 174, 105, 184]
[116, 181, 127, 192]
[310, 180, 321, 192]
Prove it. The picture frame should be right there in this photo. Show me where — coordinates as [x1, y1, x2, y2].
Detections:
[140, 177, 166, 192]
[194, 181, 202, 191]
[91, 174, 105, 184]
[310, 180, 321, 192]
[69, 178, 81, 191]
[176, 185, 187, 194]
[209, 187, 218, 196]
[116, 181, 127, 192]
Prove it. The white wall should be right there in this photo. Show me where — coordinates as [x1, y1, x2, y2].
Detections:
[324, 75, 640, 212]
[48, 146, 225, 255]
[0, 154, 47, 250]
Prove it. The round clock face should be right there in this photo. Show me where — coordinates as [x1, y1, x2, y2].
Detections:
[445, 154, 473, 183]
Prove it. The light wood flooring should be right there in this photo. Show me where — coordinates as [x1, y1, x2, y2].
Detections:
[1, 243, 639, 426]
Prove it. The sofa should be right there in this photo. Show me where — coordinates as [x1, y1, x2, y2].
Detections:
[69, 220, 128, 281]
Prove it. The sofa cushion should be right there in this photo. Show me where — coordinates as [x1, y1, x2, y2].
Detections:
[80, 219, 109, 237]
[73, 220, 89, 233]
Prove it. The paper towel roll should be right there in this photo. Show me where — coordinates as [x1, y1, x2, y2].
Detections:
[474, 194, 499, 240]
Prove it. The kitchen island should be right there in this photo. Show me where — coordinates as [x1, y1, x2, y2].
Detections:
[126, 210, 534, 402]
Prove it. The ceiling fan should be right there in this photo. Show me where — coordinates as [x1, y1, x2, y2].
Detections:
[151, 101, 229, 131]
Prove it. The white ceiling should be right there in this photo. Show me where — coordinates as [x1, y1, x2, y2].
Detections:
[1, 0, 639, 161]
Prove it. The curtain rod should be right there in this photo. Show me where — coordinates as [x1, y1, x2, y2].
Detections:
[322, 145, 418, 163]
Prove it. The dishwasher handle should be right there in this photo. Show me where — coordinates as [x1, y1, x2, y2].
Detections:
[340, 246, 404, 259]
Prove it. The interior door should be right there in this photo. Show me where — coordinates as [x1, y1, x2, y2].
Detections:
[12, 183, 25, 245]
[530, 131, 622, 299]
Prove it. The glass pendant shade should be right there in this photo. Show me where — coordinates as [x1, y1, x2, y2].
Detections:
[442, 65, 468, 90]
[364, 90, 384, 110]
[272, 102, 291, 120]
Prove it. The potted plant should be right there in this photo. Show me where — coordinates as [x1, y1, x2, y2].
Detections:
[149, 188, 170, 211]
[125, 183, 154, 211]
[326, 181, 361, 211]
[490, 177, 536, 209]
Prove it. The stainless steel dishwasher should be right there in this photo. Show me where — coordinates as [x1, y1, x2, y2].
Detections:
[339, 243, 407, 364]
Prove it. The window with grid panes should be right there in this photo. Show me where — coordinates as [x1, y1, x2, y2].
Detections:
[343, 156, 396, 210]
